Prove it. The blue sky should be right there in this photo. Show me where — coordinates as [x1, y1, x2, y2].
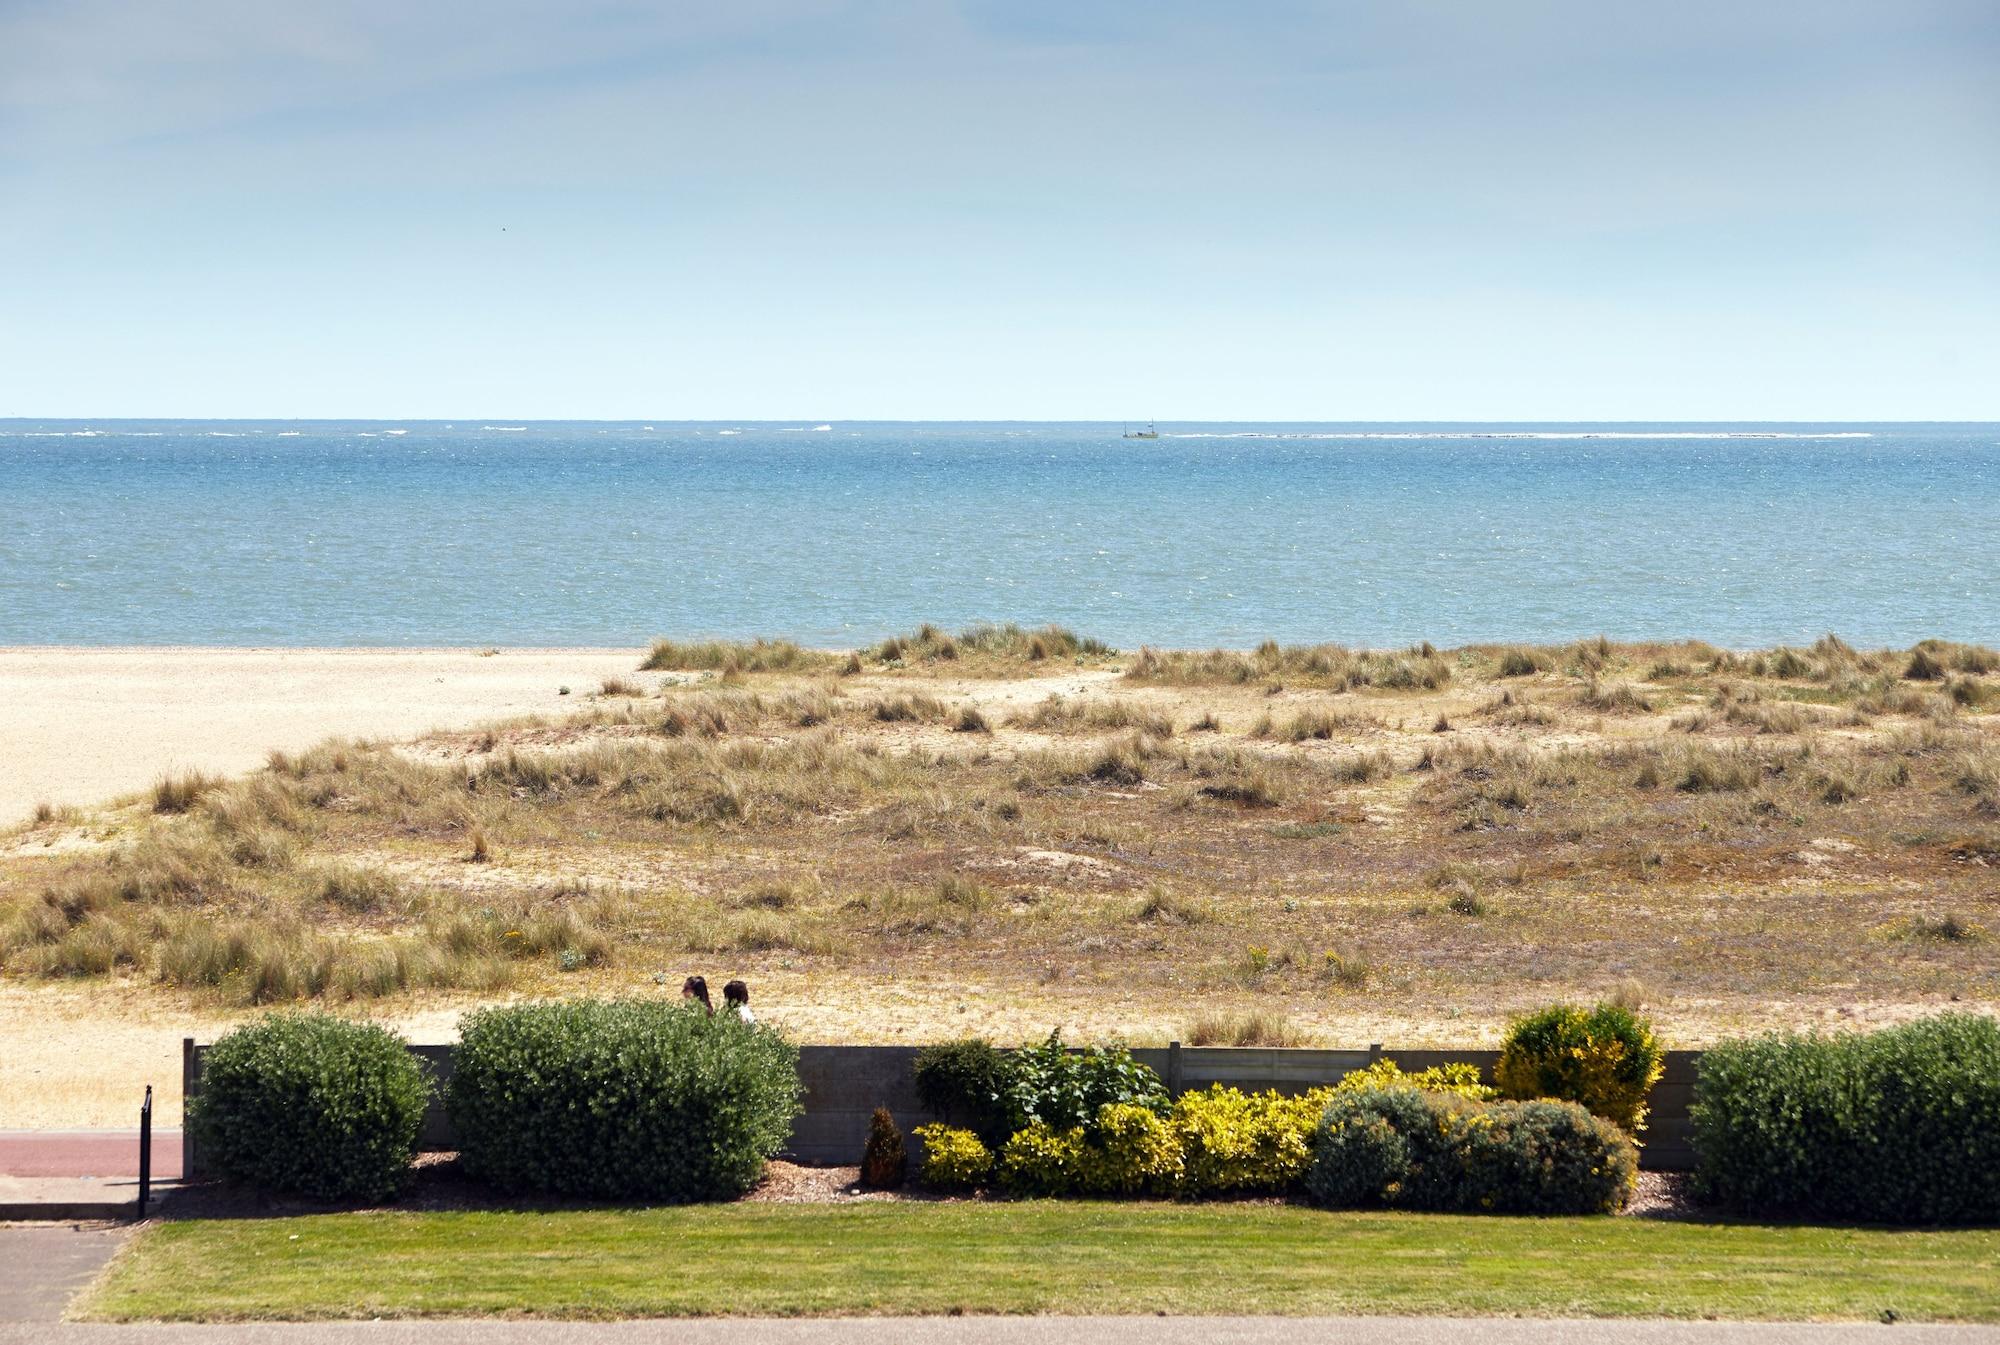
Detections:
[2, 1, 1995, 419]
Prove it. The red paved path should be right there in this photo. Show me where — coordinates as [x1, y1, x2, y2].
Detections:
[0, 1131, 182, 1180]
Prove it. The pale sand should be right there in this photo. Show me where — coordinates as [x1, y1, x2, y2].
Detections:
[0, 647, 652, 826]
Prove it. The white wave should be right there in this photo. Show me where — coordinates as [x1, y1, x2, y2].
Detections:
[1158, 430, 1874, 442]
[357, 432, 378, 438]
[811, 424, 831, 432]
[70, 429, 107, 437]
[385, 429, 407, 436]
[205, 431, 242, 437]
[716, 429, 741, 435]
[277, 431, 301, 437]
[483, 426, 528, 432]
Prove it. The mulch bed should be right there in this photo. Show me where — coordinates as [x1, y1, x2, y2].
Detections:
[157, 1157, 1707, 1219]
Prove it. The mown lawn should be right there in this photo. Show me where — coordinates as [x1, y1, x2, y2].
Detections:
[81, 1202, 2000, 1322]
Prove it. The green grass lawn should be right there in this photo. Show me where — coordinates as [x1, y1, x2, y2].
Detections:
[81, 1203, 2000, 1323]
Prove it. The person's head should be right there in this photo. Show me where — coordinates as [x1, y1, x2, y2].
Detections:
[723, 979, 749, 1007]
[682, 975, 711, 1009]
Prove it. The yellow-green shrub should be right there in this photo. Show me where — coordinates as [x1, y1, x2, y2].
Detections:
[1170, 1085, 1331, 1195]
[1077, 1103, 1183, 1195]
[911, 1123, 993, 1190]
[1333, 1059, 1496, 1101]
[1169, 1061, 1493, 1197]
[995, 1122, 1088, 1196]
[995, 1103, 1183, 1197]
[1495, 1003, 1664, 1133]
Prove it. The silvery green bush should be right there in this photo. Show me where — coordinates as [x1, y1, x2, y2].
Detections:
[448, 999, 801, 1201]
[1305, 1088, 1636, 1215]
[1692, 1013, 2000, 1223]
[190, 1012, 430, 1201]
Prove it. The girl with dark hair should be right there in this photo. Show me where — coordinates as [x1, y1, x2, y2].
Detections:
[723, 979, 755, 1024]
[681, 975, 713, 1015]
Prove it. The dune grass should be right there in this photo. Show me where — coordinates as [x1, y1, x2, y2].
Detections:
[80, 1204, 2000, 1322]
[3, 633, 1996, 1033]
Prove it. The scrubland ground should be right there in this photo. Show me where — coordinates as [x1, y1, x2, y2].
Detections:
[4, 627, 1997, 1126]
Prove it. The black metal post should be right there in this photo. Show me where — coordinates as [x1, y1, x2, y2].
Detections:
[137, 1085, 152, 1219]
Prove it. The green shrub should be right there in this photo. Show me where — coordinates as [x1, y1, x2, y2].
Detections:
[995, 1121, 1089, 1196]
[1077, 1103, 1184, 1195]
[912, 1123, 993, 1189]
[1166, 1060, 1494, 1198]
[448, 999, 800, 1202]
[913, 1038, 1016, 1146]
[995, 1102, 1182, 1197]
[1305, 1089, 1636, 1215]
[1691, 1014, 2000, 1223]
[1495, 1002, 1664, 1132]
[1334, 1058, 1496, 1101]
[1171, 1085, 1332, 1196]
[1305, 1088, 1424, 1208]
[190, 1012, 430, 1201]
[1003, 1031, 1167, 1132]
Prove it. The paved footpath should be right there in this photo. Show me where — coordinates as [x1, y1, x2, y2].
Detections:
[0, 1225, 131, 1324]
[0, 1134, 181, 1182]
[2, 1320, 1997, 1344]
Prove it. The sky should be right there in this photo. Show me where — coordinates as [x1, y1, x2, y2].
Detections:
[1, 1, 1996, 420]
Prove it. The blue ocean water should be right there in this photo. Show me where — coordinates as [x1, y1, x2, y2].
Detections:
[1, 421, 1994, 649]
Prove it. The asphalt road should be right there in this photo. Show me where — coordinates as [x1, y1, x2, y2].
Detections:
[1, 1320, 1996, 1344]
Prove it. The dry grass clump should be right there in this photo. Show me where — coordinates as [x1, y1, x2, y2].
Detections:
[151, 771, 223, 814]
[1135, 885, 1215, 926]
[868, 622, 1111, 668]
[1578, 679, 1655, 715]
[1125, 641, 1450, 691]
[1250, 705, 1381, 742]
[1179, 1009, 1311, 1047]
[640, 637, 835, 674]
[871, 693, 948, 724]
[1013, 695, 1174, 738]
[1495, 648, 1550, 678]
[597, 676, 646, 697]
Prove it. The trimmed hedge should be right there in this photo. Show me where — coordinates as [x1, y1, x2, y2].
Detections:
[1691, 1013, 2000, 1224]
[1305, 1089, 1637, 1215]
[1495, 1002, 1663, 1133]
[189, 1012, 430, 1202]
[448, 999, 801, 1202]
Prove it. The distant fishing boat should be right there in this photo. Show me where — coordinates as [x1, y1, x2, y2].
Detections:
[1123, 422, 1160, 439]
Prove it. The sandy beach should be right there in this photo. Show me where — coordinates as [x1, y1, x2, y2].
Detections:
[0, 647, 648, 826]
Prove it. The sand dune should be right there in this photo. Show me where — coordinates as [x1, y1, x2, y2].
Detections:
[0, 647, 649, 825]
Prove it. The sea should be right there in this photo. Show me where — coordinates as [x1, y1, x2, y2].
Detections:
[2, 421, 1994, 650]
